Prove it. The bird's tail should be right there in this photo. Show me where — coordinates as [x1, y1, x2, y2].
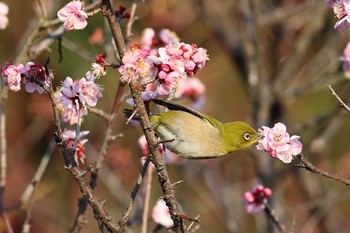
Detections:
[123, 109, 140, 121]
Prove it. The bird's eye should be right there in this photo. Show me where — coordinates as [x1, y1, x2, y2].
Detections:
[243, 133, 251, 141]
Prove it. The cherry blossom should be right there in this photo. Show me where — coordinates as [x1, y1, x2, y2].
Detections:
[2, 63, 24, 92]
[91, 54, 107, 77]
[152, 199, 174, 228]
[57, 1, 88, 30]
[332, 0, 350, 30]
[62, 130, 89, 163]
[22, 62, 49, 94]
[137, 135, 177, 164]
[159, 28, 180, 44]
[73, 77, 102, 107]
[58, 74, 101, 125]
[0, 1, 9, 30]
[175, 77, 206, 109]
[118, 49, 151, 83]
[257, 122, 303, 163]
[244, 185, 272, 214]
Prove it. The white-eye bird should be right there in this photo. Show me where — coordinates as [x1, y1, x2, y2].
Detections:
[124, 99, 259, 159]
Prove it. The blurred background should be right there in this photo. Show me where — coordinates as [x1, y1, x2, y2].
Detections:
[1, 0, 350, 232]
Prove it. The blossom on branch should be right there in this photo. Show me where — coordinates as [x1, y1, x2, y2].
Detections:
[58, 74, 102, 125]
[331, 0, 350, 30]
[118, 49, 151, 84]
[152, 199, 174, 228]
[57, 0, 88, 30]
[257, 122, 302, 163]
[244, 184, 272, 214]
[62, 130, 89, 163]
[22, 62, 50, 94]
[148, 42, 209, 96]
[1, 63, 24, 92]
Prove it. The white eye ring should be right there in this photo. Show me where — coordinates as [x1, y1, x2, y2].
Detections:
[243, 133, 251, 141]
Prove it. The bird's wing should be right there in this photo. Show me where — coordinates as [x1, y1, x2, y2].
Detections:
[152, 98, 223, 127]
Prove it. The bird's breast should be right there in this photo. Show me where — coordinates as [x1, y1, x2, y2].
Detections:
[153, 111, 226, 159]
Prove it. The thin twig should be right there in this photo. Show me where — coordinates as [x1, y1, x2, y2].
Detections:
[21, 140, 55, 233]
[126, 1, 138, 42]
[296, 153, 350, 186]
[0, 104, 14, 233]
[120, 158, 150, 225]
[264, 205, 286, 233]
[87, 106, 112, 122]
[326, 84, 350, 113]
[142, 164, 154, 233]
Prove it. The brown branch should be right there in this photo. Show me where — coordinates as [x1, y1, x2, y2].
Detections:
[264, 205, 286, 233]
[128, 81, 184, 232]
[70, 1, 129, 231]
[43, 73, 123, 232]
[296, 153, 350, 186]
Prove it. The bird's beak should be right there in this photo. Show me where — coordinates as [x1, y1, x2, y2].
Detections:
[253, 133, 263, 141]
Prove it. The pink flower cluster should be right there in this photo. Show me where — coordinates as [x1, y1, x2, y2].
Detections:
[62, 130, 89, 164]
[257, 122, 303, 163]
[152, 199, 174, 228]
[56, 72, 102, 124]
[148, 42, 208, 96]
[327, 0, 350, 30]
[57, 1, 88, 30]
[244, 185, 272, 214]
[118, 49, 152, 84]
[1, 62, 49, 93]
[119, 28, 208, 102]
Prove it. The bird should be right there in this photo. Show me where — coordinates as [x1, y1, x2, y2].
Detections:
[124, 98, 259, 159]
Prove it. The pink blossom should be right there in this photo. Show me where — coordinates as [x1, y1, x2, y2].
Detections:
[57, 1, 88, 30]
[91, 63, 106, 77]
[175, 77, 206, 109]
[118, 49, 151, 83]
[257, 122, 303, 163]
[62, 130, 89, 163]
[332, 0, 350, 30]
[73, 78, 102, 107]
[159, 28, 180, 44]
[58, 75, 102, 124]
[92, 54, 107, 77]
[2, 64, 24, 92]
[85, 71, 96, 82]
[244, 185, 272, 214]
[54, 90, 87, 125]
[0, 1, 9, 30]
[341, 42, 350, 78]
[59, 77, 81, 117]
[137, 135, 176, 163]
[152, 199, 174, 228]
[141, 28, 155, 50]
[22, 62, 49, 94]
